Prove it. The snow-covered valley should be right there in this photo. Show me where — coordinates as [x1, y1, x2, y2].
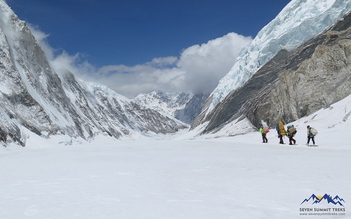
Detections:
[1, 0, 351, 217]
[1, 94, 350, 219]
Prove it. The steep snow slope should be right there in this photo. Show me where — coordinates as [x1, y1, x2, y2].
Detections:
[0, 0, 187, 146]
[206, 0, 351, 115]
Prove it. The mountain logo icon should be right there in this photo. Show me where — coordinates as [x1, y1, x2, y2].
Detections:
[300, 194, 345, 207]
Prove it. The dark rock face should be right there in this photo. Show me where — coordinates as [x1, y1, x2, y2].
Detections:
[195, 11, 351, 133]
[201, 49, 290, 133]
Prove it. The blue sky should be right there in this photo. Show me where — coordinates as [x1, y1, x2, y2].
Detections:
[6, 0, 291, 97]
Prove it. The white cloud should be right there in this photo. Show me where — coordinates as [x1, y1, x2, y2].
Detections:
[30, 24, 252, 98]
[83, 33, 252, 98]
[28, 24, 54, 60]
[29, 24, 86, 75]
[176, 33, 252, 94]
[151, 56, 178, 67]
[89, 62, 185, 98]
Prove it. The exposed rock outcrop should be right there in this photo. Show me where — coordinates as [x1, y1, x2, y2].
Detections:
[194, 11, 351, 133]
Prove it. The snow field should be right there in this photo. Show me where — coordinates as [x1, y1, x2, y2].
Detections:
[0, 134, 350, 219]
[1, 85, 351, 219]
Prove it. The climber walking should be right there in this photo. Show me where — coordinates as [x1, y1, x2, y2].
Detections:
[306, 125, 317, 146]
[259, 125, 268, 143]
[287, 125, 297, 145]
[276, 121, 286, 144]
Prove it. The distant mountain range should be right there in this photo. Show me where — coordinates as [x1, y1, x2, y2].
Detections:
[133, 91, 208, 124]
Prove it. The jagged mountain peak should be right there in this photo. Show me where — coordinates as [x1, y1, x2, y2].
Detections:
[134, 91, 193, 114]
[0, 1, 188, 146]
[134, 91, 209, 124]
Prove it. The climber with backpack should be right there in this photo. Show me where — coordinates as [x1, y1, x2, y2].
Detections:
[306, 125, 317, 146]
[287, 124, 297, 145]
[259, 125, 269, 143]
[276, 121, 286, 144]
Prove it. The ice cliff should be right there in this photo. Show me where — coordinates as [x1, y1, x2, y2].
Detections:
[192, 9, 351, 136]
[206, 0, 351, 115]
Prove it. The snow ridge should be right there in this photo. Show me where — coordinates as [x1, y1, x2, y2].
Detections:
[0, 1, 188, 145]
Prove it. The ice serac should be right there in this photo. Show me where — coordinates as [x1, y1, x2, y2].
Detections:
[200, 0, 351, 121]
[0, 1, 187, 146]
[197, 10, 351, 134]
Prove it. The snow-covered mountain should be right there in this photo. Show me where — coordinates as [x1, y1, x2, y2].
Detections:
[192, 0, 351, 134]
[133, 91, 208, 124]
[174, 93, 209, 124]
[201, 0, 351, 117]
[134, 91, 193, 118]
[0, 1, 187, 146]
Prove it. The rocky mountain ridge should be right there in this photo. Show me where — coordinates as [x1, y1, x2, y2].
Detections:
[199, 0, 351, 123]
[0, 1, 187, 146]
[192, 11, 351, 134]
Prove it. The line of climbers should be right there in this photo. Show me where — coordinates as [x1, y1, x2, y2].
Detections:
[259, 121, 317, 146]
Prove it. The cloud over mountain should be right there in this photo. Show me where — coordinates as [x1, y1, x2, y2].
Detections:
[30, 26, 252, 98]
